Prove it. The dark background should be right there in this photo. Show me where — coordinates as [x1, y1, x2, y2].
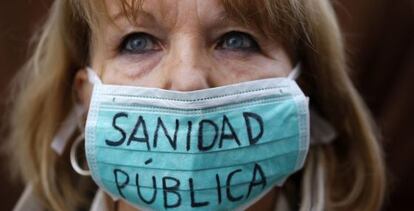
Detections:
[1, 0, 413, 210]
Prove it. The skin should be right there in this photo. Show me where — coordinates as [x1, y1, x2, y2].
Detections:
[75, 0, 294, 210]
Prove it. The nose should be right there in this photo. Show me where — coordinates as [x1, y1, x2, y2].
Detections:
[160, 35, 211, 91]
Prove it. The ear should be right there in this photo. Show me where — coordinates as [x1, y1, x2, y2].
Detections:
[73, 68, 93, 109]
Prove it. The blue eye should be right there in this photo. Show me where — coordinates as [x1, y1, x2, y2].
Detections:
[120, 33, 158, 54]
[218, 31, 259, 51]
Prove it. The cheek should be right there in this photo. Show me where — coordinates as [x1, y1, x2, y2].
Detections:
[213, 53, 288, 84]
[101, 53, 163, 85]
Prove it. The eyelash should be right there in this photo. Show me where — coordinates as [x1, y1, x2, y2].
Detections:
[118, 31, 260, 54]
[118, 32, 159, 54]
[216, 31, 260, 52]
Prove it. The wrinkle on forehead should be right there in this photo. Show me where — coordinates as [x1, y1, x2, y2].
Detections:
[106, 0, 238, 30]
[86, 0, 302, 48]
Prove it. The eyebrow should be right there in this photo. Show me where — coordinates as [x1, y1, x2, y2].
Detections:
[207, 11, 253, 31]
[109, 4, 253, 37]
[216, 12, 234, 25]
[111, 8, 155, 23]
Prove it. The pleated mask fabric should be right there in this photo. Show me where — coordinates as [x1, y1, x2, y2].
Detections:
[84, 66, 310, 211]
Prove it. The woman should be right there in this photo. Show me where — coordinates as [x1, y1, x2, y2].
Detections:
[6, 0, 385, 210]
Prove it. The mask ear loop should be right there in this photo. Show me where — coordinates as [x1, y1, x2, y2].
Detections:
[51, 104, 85, 155]
[288, 63, 302, 80]
[86, 67, 103, 85]
[69, 68, 102, 176]
[51, 67, 95, 155]
[70, 133, 91, 176]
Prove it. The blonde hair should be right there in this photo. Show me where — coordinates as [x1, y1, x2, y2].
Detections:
[4, 0, 385, 210]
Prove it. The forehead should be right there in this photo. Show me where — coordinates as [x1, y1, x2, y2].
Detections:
[84, 0, 301, 47]
[104, 0, 239, 29]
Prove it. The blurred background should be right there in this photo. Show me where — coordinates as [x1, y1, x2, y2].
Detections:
[0, 0, 413, 210]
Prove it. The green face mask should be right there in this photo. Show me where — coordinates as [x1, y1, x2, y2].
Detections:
[83, 65, 309, 210]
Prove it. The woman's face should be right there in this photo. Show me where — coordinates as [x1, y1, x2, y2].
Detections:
[74, 1, 295, 209]
[85, 0, 293, 91]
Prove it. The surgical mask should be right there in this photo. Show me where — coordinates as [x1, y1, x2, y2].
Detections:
[83, 66, 310, 211]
